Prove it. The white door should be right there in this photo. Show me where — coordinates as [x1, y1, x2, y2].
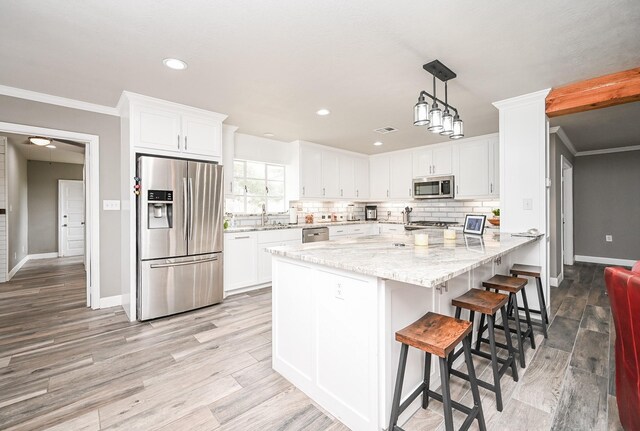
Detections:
[59, 180, 85, 257]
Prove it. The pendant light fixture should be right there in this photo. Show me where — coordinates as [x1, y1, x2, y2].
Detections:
[29, 136, 52, 146]
[412, 60, 464, 140]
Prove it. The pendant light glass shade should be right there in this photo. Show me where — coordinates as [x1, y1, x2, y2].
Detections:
[413, 97, 429, 126]
[427, 102, 443, 133]
[29, 136, 51, 146]
[440, 110, 453, 136]
[450, 114, 464, 139]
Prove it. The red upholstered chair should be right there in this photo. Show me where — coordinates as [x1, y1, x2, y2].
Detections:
[605, 263, 640, 431]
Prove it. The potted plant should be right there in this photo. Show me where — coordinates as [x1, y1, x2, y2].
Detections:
[488, 208, 500, 226]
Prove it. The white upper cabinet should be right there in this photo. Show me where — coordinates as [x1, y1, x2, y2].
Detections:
[488, 136, 500, 197]
[452, 135, 497, 199]
[412, 144, 452, 177]
[299, 145, 323, 198]
[321, 150, 340, 198]
[354, 156, 369, 200]
[339, 155, 356, 199]
[369, 155, 390, 200]
[222, 125, 238, 195]
[389, 152, 413, 199]
[122, 92, 227, 161]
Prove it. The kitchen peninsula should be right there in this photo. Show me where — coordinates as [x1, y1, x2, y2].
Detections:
[268, 230, 541, 431]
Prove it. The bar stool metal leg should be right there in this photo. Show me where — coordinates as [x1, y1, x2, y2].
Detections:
[537, 276, 550, 334]
[520, 288, 536, 349]
[510, 293, 526, 368]
[462, 337, 487, 431]
[487, 313, 503, 411]
[439, 356, 454, 431]
[388, 344, 409, 431]
[500, 305, 519, 382]
[422, 352, 431, 409]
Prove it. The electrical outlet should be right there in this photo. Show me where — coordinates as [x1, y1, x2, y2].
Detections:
[335, 283, 345, 300]
[387, 211, 391, 217]
[605, 235, 613, 242]
[103, 200, 121, 211]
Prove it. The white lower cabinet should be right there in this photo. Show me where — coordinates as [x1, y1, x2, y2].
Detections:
[223, 232, 258, 292]
[378, 223, 404, 234]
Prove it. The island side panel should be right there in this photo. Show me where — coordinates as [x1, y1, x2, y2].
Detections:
[272, 256, 381, 431]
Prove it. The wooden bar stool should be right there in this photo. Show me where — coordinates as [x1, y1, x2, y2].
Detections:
[448, 289, 519, 412]
[476, 275, 535, 368]
[388, 312, 486, 431]
[510, 264, 549, 338]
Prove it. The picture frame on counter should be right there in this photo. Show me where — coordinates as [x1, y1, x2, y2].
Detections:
[463, 214, 486, 235]
[464, 234, 485, 253]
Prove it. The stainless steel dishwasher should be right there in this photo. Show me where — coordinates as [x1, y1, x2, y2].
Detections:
[302, 227, 329, 243]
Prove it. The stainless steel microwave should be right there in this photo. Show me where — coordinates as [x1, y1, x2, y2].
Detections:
[412, 175, 454, 199]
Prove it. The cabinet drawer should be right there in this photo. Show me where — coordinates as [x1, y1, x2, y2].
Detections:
[258, 228, 301, 244]
[347, 224, 367, 236]
[329, 225, 349, 238]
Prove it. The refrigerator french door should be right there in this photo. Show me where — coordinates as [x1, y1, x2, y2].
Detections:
[137, 155, 224, 321]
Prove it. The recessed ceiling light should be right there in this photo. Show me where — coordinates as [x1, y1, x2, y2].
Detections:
[373, 141, 383, 146]
[263, 133, 275, 137]
[316, 108, 331, 116]
[46, 144, 56, 149]
[163, 58, 188, 70]
[29, 136, 51, 146]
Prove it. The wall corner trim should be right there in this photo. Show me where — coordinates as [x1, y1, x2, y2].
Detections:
[99, 295, 123, 309]
[549, 126, 578, 156]
[0, 84, 119, 117]
[574, 255, 637, 267]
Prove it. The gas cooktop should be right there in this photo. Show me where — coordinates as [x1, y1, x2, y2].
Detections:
[404, 221, 459, 230]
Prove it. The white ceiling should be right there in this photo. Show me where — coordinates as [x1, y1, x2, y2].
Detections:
[1, 1, 639, 154]
[4, 133, 85, 164]
[551, 102, 640, 152]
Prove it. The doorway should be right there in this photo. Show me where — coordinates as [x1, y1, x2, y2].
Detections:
[0, 121, 100, 308]
[561, 155, 574, 266]
[58, 180, 85, 257]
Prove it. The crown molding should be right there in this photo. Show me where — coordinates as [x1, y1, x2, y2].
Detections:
[492, 88, 551, 110]
[0, 84, 119, 117]
[575, 144, 640, 157]
[549, 126, 578, 156]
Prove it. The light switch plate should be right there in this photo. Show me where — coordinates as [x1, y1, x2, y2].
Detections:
[103, 200, 121, 211]
[605, 235, 613, 242]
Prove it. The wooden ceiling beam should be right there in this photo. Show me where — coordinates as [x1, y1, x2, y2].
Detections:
[545, 67, 640, 118]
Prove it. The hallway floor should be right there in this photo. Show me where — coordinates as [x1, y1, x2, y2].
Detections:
[0, 258, 625, 430]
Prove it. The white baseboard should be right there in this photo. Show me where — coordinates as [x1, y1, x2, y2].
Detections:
[575, 255, 637, 267]
[550, 272, 564, 287]
[224, 283, 271, 298]
[28, 252, 59, 260]
[99, 295, 123, 309]
[7, 255, 30, 280]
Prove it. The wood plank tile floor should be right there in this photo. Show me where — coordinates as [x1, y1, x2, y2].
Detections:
[0, 258, 625, 430]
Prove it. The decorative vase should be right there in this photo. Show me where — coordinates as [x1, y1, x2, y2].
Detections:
[488, 217, 500, 226]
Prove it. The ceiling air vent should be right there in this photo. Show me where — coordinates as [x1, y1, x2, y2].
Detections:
[374, 126, 398, 135]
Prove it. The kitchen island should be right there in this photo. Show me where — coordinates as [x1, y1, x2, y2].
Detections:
[268, 230, 541, 431]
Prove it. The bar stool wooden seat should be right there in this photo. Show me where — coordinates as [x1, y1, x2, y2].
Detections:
[389, 312, 486, 431]
[448, 289, 518, 412]
[476, 274, 535, 368]
[510, 264, 548, 338]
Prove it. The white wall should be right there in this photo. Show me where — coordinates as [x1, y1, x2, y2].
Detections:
[6, 136, 29, 272]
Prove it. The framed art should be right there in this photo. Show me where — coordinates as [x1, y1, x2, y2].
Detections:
[463, 214, 487, 235]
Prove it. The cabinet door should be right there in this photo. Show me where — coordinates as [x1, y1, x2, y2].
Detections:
[389, 152, 413, 199]
[455, 139, 490, 198]
[136, 106, 182, 152]
[432, 145, 453, 175]
[369, 156, 390, 200]
[322, 150, 340, 198]
[224, 233, 258, 291]
[258, 238, 301, 283]
[299, 145, 323, 198]
[354, 157, 369, 200]
[489, 137, 500, 196]
[338, 155, 356, 199]
[182, 114, 222, 159]
[412, 148, 433, 177]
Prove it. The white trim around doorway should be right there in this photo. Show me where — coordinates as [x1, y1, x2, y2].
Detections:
[0, 122, 101, 309]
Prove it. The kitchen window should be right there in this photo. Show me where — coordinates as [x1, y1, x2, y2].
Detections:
[227, 160, 286, 214]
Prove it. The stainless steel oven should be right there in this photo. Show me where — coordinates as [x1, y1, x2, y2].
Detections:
[412, 175, 454, 199]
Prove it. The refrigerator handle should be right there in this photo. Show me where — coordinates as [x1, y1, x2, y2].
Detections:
[183, 178, 189, 241]
[189, 177, 194, 241]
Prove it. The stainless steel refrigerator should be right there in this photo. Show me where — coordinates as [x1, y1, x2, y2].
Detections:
[137, 155, 224, 321]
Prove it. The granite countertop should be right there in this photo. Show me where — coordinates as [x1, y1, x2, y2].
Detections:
[224, 220, 401, 233]
[267, 230, 540, 288]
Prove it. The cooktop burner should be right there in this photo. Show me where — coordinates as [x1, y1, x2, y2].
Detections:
[404, 220, 459, 230]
